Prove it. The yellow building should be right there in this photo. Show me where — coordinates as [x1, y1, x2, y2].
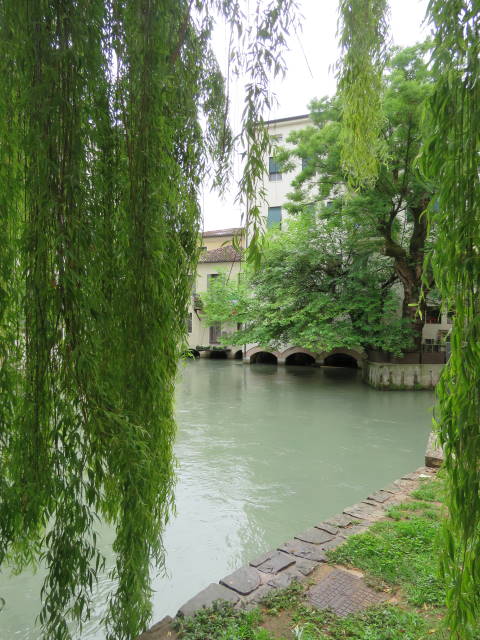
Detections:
[187, 228, 245, 358]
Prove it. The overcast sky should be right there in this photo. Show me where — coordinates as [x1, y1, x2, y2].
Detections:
[201, 0, 430, 231]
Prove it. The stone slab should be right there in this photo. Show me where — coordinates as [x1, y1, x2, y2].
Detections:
[267, 567, 302, 589]
[325, 513, 357, 528]
[382, 483, 403, 494]
[307, 568, 388, 617]
[249, 550, 275, 568]
[295, 527, 335, 545]
[220, 566, 261, 595]
[177, 583, 240, 618]
[295, 558, 318, 576]
[278, 539, 327, 563]
[339, 524, 370, 538]
[425, 432, 444, 468]
[366, 490, 392, 504]
[243, 584, 275, 609]
[319, 536, 346, 551]
[256, 551, 296, 575]
[315, 522, 339, 535]
[343, 503, 383, 521]
[137, 616, 176, 639]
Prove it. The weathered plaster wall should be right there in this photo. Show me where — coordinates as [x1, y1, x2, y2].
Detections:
[365, 362, 444, 390]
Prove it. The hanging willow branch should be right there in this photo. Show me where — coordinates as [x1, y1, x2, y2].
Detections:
[337, 0, 390, 187]
[421, 3, 480, 637]
[0, 1, 297, 638]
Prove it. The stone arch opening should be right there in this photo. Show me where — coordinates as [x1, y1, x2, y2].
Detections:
[209, 350, 227, 360]
[234, 349, 243, 360]
[250, 351, 278, 365]
[285, 352, 315, 366]
[324, 353, 358, 368]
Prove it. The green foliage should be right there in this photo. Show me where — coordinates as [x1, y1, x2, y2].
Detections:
[279, 45, 434, 350]
[292, 605, 431, 640]
[419, 3, 480, 636]
[260, 580, 304, 615]
[337, 0, 390, 186]
[175, 601, 272, 640]
[328, 513, 445, 607]
[0, 2, 298, 638]
[202, 211, 413, 355]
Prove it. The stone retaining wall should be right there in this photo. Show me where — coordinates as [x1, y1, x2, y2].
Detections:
[364, 361, 444, 390]
[137, 464, 438, 639]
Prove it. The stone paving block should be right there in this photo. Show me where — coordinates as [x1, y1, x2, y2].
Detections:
[220, 566, 261, 595]
[267, 568, 302, 589]
[278, 539, 327, 563]
[137, 616, 176, 639]
[319, 536, 345, 551]
[249, 549, 276, 568]
[295, 527, 335, 545]
[325, 513, 357, 528]
[343, 503, 383, 521]
[340, 524, 370, 538]
[295, 558, 318, 576]
[315, 522, 339, 535]
[382, 483, 403, 494]
[256, 550, 296, 575]
[177, 583, 240, 618]
[366, 490, 392, 504]
[243, 584, 275, 607]
[401, 471, 420, 481]
[307, 568, 388, 617]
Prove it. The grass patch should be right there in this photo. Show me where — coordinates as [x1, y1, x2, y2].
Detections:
[261, 581, 304, 615]
[410, 476, 445, 503]
[175, 601, 272, 640]
[291, 604, 437, 640]
[327, 515, 445, 607]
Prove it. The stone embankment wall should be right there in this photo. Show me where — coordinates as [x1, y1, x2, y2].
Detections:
[137, 453, 441, 640]
[364, 362, 444, 390]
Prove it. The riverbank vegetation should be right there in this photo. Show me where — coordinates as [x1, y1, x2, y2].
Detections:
[176, 475, 471, 640]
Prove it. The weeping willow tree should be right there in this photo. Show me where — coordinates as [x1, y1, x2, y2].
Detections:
[0, 1, 298, 638]
[338, 1, 480, 637]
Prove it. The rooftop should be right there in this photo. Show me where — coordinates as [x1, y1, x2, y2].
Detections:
[202, 227, 243, 238]
[199, 245, 243, 263]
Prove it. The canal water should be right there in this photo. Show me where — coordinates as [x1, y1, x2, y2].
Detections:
[0, 360, 434, 639]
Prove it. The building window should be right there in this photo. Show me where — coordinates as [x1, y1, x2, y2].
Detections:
[209, 323, 221, 344]
[425, 307, 441, 324]
[186, 312, 192, 333]
[207, 273, 219, 289]
[237, 322, 242, 331]
[267, 206, 282, 228]
[301, 157, 310, 170]
[269, 156, 282, 182]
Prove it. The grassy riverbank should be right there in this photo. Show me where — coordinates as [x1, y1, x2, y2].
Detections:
[175, 475, 473, 640]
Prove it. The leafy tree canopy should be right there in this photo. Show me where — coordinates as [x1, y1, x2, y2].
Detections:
[201, 211, 413, 355]
[278, 43, 435, 350]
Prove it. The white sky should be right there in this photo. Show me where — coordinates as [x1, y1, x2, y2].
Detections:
[201, 0, 430, 231]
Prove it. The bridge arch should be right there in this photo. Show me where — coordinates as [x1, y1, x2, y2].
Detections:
[246, 346, 280, 365]
[281, 347, 317, 366]
[318, 348, 364, 369]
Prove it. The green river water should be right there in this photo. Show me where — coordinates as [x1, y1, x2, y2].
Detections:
[0, 359, 434, 639]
